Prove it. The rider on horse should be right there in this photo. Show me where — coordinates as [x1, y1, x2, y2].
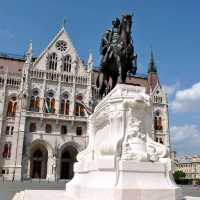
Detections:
[100, 18, 122, 75]
[97, 15, 137, 97]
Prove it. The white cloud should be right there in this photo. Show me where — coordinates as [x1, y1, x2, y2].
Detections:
[163, 81, 180, 96]
[170, 125, 200, 155]
[171, 81, 200, 112]
[171, 125, 199, 143]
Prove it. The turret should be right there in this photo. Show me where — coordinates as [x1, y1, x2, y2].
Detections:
[147, 50, 159, 94]
[148, 50, 157, 74]
[20, 41, 33, 95]
[25, 40, 32, 64]
[87, 50, 94, 72]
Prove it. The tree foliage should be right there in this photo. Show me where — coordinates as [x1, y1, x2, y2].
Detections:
[173, 170, 186, 182]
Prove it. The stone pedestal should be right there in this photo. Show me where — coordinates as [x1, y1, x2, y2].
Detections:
[66, 84, 182, 200]
[13, 84, 186, 200]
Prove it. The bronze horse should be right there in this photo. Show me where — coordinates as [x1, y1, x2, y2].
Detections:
[96, 14, 137, 97]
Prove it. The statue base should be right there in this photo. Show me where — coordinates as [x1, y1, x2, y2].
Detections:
[66, 159, 182, 200]
[66, 84, 182, 200]
[13, 84, 191, 200]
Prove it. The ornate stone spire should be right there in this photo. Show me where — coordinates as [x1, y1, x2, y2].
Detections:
[20, 41, 32, 96]
[148, 50, 157, 74]
[87, 50, 94, 72]
[147, 50, 159, 94]
[63, 18, 67, 28]
[25, 40, 32, 64]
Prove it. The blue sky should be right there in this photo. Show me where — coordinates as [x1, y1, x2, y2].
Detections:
[1, 0, 200, 156]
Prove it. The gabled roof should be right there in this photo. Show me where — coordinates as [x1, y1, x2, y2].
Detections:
[33, 26, 82, 66]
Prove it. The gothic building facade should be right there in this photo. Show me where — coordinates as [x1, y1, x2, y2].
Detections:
[0, 26, 170, 181]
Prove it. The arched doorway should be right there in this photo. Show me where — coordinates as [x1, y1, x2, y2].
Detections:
[60, 146, 78, 179]
[30, 144, 48, 179]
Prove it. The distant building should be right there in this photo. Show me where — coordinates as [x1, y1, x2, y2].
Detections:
[175, 155, 200, 183]
[0, 26, 170, 181]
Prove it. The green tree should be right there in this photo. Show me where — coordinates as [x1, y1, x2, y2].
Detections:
[173, 170, 186, 184]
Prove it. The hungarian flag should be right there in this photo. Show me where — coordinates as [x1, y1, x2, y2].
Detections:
[76, 96, 92, 115]
[45, 100, 52, 113]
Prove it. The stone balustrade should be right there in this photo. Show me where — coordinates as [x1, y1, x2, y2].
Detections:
[26, 111, 88, 122]
[0, 69, 90, 89]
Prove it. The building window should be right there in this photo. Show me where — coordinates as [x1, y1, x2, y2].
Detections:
[29, 90, 40, 112]
[154, 110, 163, 131]
[10, 127, 14, 135]
[5, 126, 14, 135]
[48, 53, 57, 70]
[2, 169, 5, 174]
[154, 116, 163, 131]
[75, 95, 85, 116]
[60, 93, 70, 115]
[154, 96, 162, 104]
[5, 126, 10, 135]
[2, 143, 12, 159]
[56, 40, 67, 52]
[46, 124, 52, 133]
[61, 125, 67, 134]
[45, 91, 55, 113]
[7, 96, 17, 117]
[76, 127, 82, 136]
[63, 55, 71, 72]
[29, 123, 36, 132]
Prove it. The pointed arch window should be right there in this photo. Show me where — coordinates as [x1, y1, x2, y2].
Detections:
[76, 127, 82, 136]
[2, 142, 12, 159]
[60, 93, 70, 115]
[154, 110, 163, 131]
[29, 123, 36, 132]
[29, 90, 40, 112]
[7, 96, 17, 117]
[61, 125, 67, 134]
[45, 91, 55, 114]
[75, 95, 85, 117]
[63, 55, 72, 72]
[154, 95, 162, 104]
[46, 124, 52, 133]
[48, 53, 57, 70]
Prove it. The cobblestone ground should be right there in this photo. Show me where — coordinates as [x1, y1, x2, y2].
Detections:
[182, 185, 200, 197]
[0, 182, 200, 200]
[0, 180, 66, 200]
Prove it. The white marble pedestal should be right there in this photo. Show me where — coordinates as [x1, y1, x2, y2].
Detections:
[13, 84, 195, 200]
[65, 159, 182, 200]
[13, 190, 199, 200]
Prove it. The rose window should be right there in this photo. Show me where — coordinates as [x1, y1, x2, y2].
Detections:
[56, 41, 67, 52]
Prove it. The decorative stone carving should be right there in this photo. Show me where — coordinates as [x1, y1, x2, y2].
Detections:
[146, 133, 169, 161]
[121, 109, 147, 161]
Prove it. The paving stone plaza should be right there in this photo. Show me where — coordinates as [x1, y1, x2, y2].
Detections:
[0, 181, 200, 200]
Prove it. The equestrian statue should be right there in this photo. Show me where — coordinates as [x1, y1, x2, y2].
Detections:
[96, 14, 138, 97]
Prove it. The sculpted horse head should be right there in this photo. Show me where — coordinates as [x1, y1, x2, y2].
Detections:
[120, 14, 132, 45]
